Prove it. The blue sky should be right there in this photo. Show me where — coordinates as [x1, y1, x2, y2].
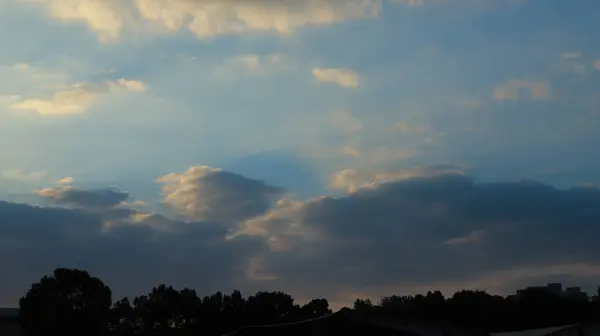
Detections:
[1, 0, 600, 308]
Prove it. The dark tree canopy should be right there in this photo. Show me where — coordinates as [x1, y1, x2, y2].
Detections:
[19, 268, 112, 336]
[14, 268, 600, 336]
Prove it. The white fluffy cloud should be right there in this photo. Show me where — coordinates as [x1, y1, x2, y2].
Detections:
[24, 0, 389, 41]
[136, 0, 380, 39]
[21, 0, 127, 43]
[312, 68, 360, 88]
[493, 80, 551, 101]
[9, 78, 145, 116]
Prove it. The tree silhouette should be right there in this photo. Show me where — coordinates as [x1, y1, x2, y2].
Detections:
[16, 267, 600, 336]
[300, 298, 332, 318]
[353, 298, 374, 313]
[19, 268, 112, 336]
[109, 298, 135, 336]
[246, 291, 296, 324]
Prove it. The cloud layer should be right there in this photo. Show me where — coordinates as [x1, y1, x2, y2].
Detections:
[235, 170, 600, 298]
[26, 0, 387, 41]
[3, 166, 600, 306]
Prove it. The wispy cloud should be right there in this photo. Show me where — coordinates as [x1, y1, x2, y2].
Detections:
[330, 111, 362, 132]
[9, 79, 145, 116]
[330, 165, 466, 193]
[312, 68, 359, 88]
[493, 80, 550, 101]
[393, 122, 428, 133]
[224, 53, 293, 73]
[1, 169, 47, 183]
[561, 51, 582, 59]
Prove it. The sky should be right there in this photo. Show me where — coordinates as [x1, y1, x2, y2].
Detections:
[1, 0, 600, 308]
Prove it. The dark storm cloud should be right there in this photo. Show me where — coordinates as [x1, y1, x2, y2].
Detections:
[243, 173, 600, 297]
[0, 199, 265, 307]
[4, 170, 600, 307]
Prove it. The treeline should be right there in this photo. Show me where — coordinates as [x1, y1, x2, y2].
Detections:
[354, 288, 600, 332]
[18, 269, 331, 336]
[16, 268, 600, 336]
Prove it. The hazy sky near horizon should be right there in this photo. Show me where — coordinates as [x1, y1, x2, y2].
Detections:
[1, 0, 600, 307]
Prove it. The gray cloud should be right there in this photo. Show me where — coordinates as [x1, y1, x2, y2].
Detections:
[157, 165, 285, 224]
[0, 198, 264, 307]
[4, 170, 600, 307]
[36, 186, 130, 209]
[236, 172, 600, 300]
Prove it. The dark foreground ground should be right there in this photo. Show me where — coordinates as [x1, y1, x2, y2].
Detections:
[225, 309, 419, 336]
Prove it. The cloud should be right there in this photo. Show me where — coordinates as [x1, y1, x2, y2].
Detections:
[594, 60, 600, 71]
[217, 54, 295, 79]
[341, 145, 361, 157]
[0, 198, 263, 306]
[10, 62, 63, 81]
[366, 147, 417, 165]
[111, 79, 146, 92]
[3, 168, 600, 306]
[57, 176, 74, 185]
[1, 169, 47, 183]
[393, 123, 427, 133]
[389, 0, 424, 5]
[330, 111, 362, 132]
[9, 78, 145, 116]
[493, 80, 551, 101]
[0, 95, 21, 107]
[444, 230, 484, 245]
[229, 197, 322, 253]
[561, 52, 582, 59]
[231, 54, 286, 71]
[157, 165, 285, 224]
[555, 56, 587, 76]
[22, 0, 436, 42]
[21, 0, 126, 43]
[24, 0, 381, 41]
[136, 0, 380, 39]
[10, 82, 105, 115]
[312, 68, 360, 88]
[36, 185, 130, 209]
[233, 171, 600, 299]
[330, 165, 466, 193]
